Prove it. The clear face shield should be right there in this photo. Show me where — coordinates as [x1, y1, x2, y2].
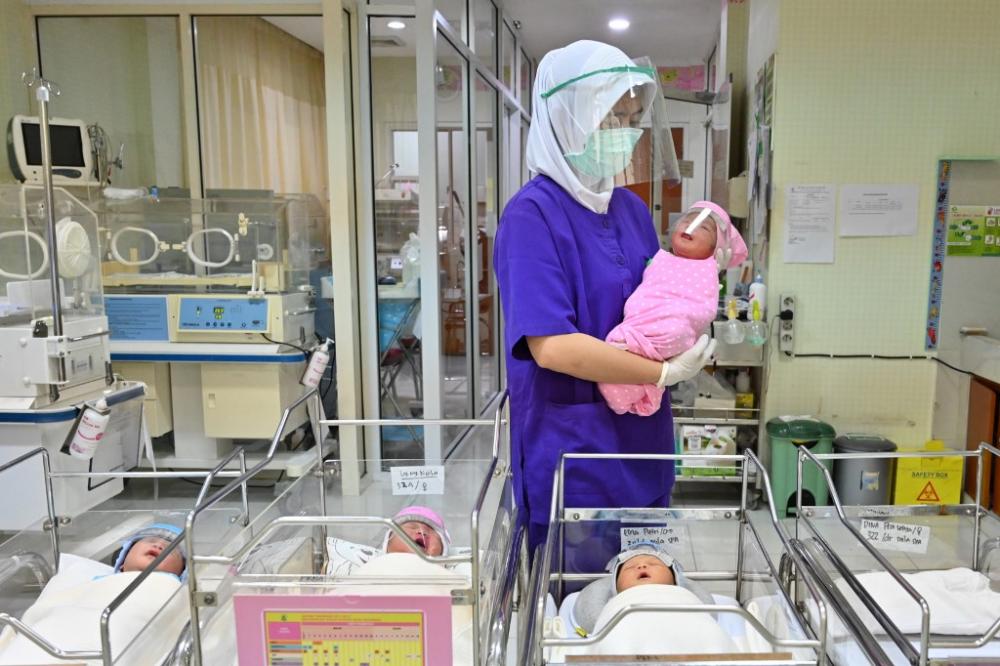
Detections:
[541, 56, 680, 191]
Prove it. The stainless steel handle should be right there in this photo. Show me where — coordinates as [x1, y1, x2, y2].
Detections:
[64, 329, 111, 342]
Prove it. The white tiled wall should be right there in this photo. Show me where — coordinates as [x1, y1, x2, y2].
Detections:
[762, 0, 1000, 448]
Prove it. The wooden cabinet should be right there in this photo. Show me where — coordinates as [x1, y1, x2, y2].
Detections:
[965, 376, 1000, 508]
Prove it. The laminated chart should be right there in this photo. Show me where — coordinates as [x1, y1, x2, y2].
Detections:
[235, 594, 453, 666]
[264, 611, 424, 665]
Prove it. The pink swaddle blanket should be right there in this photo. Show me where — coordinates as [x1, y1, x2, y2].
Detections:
[599, 251, 719, 416]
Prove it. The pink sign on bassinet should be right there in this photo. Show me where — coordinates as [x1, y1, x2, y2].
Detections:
[233, 592, 453, 665]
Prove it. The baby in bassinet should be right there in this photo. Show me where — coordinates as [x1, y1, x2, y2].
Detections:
[570, 541, 714, 634]
[327, 505, 454, 576]
[553, 541, 740, 658]
[383, 505, 451, 557]
[109, 522, 187, 579]
[0, 523, 190, 665]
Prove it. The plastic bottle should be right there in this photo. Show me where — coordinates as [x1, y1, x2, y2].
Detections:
[719, 298, 745, 344]
[301, 340, 332, 388]
[735, 369, 751, 394]
[746, 300, 768, 346]
[401, 233, 421, 286]
[735, 369, 754, 418]
[68, 399, 111, 460]
[748, 273, 766, 319]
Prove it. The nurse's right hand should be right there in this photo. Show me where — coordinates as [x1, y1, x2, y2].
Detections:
[659, 335, 717, 387]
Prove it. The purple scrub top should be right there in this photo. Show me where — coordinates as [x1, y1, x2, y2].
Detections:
[494, 175, 675, 550]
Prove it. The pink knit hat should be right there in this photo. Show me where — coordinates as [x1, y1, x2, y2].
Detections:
[689, 200, 748, 269]
[385, 505, 451, 555]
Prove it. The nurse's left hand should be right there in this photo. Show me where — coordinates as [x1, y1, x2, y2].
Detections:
[660, 334, 717, 387]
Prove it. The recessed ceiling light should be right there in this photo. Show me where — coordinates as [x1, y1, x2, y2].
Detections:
[387, 20, 406, 30]
[608, 17, 630, 31]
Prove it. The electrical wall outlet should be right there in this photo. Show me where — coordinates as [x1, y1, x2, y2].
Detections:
[779, 293, 795, 354]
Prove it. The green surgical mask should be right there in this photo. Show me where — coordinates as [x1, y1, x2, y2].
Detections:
[564, 128, 643, 179]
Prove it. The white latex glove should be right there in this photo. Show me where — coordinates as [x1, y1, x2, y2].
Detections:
[659, 334, 717, 387]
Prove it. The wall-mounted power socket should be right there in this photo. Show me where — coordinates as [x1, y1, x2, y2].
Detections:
[779, 293, 795, 355]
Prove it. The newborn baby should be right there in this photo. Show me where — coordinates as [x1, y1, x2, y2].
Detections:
[111, 523, 187, 579]
[328, 506, 454, 577]
[599, 201, 748, 416]
[571, 542, 712, 634]
[615, 550, 676, 590]
[0, 523, 189, 665]
[383, 505, 451, 556]
[567, 542, 738, 657]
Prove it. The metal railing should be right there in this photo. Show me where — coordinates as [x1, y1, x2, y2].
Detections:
[522, 449, 832, 665]
[0, 387, 317, 665]
[795, 441, 1000, 666]
[168, 390, 517, 666]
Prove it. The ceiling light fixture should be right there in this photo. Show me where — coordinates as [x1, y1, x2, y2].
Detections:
[608, 17, 630, 31]
[387, 20, 406, 30]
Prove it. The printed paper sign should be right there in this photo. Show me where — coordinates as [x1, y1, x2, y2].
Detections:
[946, 205, 1000, 256]
[390, 465, 445, 496]
[621, 526, 689, 550]
[860, 519, 930, 554]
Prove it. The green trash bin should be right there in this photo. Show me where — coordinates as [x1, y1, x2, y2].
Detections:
[767, 418, 836, 517]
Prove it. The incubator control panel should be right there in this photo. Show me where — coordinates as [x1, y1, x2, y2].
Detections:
[177, 297, 269, 332]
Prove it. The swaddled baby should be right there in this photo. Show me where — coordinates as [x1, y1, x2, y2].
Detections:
[567, 542, 737, 657]
[110, 522, 187, 579]
[599, 201, 748, 416]
[0, 523, 189, 665]
[327, 505, 455, 576]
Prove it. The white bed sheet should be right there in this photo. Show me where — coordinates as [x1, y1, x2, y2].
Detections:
[547, 587, 814, 660]
[833, 568, 1000, 665]
[0, 554, 187, 665]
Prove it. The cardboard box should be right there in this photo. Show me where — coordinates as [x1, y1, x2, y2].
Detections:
[893, 440, 964, 505]
[678, 425, 738, 477]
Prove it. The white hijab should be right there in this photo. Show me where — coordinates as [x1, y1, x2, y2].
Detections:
[526, 40, 656, 214]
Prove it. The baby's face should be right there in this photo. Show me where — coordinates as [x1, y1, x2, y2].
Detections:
[121, 537, 185, 576]
[616, 554, 676, 591]
[386, 520, 444, 556]
[671, 212, 718, 260]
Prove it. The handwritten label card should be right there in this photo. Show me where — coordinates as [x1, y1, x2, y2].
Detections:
[620, 526, 689, 550]
[390, 465, 445, 496]
[860, 519, 930, 554]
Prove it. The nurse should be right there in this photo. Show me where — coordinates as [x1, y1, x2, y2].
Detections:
[494, 40, 716, 552]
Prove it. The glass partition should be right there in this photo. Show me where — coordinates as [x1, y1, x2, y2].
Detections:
[473, 0, 496, 75]
[368, 16, 424, 459]
[436, 34, 473, 444]
[519, 47, 531, 109]
[36, 16, 185, 190]
[437, 0, 467, 42]
[501, 22, 516, 91]
[474, 75, 500, 412]
[194, 16, 328, 204]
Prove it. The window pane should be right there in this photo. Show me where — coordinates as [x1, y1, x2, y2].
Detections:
[369, 17, 424, 458]
[194, 16, 327, 201]
[501, 23, 515, 90]
[473, 0, 496, 74]
[437, 35, 472, 444]
[37, 17, 184, 188]
[474, 75, 499, 410]
[520, 48, 531, 110]
[438, 0, 467, 43]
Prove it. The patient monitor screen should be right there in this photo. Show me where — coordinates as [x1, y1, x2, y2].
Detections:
[20, 122, 87, 167]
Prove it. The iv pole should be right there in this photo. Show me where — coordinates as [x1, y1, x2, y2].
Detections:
[23, 68, 65, 401]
